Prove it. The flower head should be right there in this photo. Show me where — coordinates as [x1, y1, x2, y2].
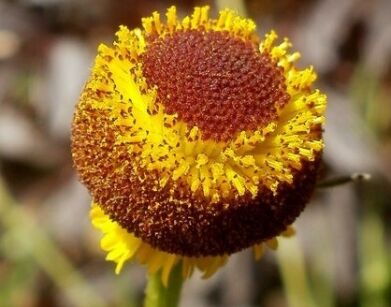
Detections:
[71, 6, 326, 285]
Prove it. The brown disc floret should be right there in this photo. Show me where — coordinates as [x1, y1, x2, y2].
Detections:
[142, 29, 290, 141]
[72, 97, 321, 256]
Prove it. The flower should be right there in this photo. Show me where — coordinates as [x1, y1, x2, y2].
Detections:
[71, 6, 326, 286]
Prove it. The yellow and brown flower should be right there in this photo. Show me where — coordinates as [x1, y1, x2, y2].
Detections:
[71, 6, 326, 285]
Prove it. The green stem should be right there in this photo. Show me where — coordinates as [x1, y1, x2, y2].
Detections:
[316, 173, 371, 189]
[276, 236, 315, 307]
[359, 209, 390, 307]
[0, 179, 106, 307]
[144, 264, 183, 307]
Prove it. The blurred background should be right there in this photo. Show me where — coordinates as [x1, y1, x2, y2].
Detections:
[0, 0, 390, 306]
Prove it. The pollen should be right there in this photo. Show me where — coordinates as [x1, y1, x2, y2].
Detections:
[142, 29, 289, 141]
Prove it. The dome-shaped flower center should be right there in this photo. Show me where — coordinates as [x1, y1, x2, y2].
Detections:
[142, 29, 290, 141]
